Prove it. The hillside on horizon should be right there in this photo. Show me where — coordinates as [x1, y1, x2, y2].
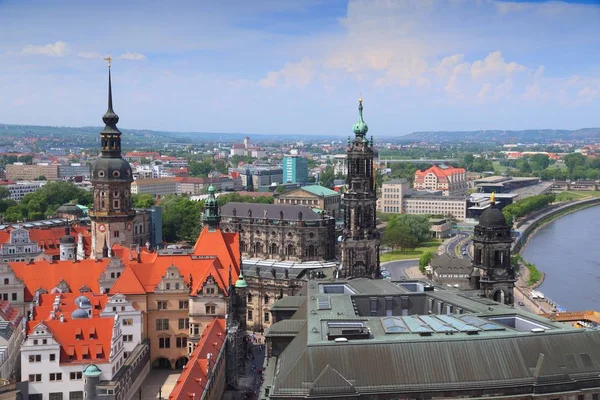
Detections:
[397, 128, 600, 144]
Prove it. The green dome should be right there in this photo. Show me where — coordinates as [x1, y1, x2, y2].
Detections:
[83, 364, 102, 377]
[235, 272, 248, 288]
[208, 185, 215, 194]
[353, 98, 369, 137]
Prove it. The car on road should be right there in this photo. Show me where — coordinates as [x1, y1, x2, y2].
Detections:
[518, 301, 525, 306]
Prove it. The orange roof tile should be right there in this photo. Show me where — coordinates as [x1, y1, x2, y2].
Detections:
[109, 265, 146, 295]
[415, 165, 466, 179]
[32, 293, 109, 321]
[169, 318, 227, 400]
[10, 259, 109, 301]
[193, 226, 240, 273]
[27, 317, 114, 365]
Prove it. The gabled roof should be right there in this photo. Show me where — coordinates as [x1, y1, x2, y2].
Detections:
[169, 318, 227, 400]
[109, 266, 146, 295]
[415, 165, 466, 179]
[10, 259, 109, 301]
[27, 317, 114, 365]
[193, 226, 240, 272]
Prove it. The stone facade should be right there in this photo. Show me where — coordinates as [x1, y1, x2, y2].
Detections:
[0, 228, 42, 263]
[340, 99, 381, 279]
[471, 199, 516, 305]
[219, 203, 336, 263]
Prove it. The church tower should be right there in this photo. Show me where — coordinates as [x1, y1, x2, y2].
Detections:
[340, 98, 381, 279]
[472, 194, 516, 305]
[89, 61, 136, 258]
[202, 185, 220, 231]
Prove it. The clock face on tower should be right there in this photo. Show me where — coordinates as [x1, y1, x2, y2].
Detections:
[99, 224, 106, 233]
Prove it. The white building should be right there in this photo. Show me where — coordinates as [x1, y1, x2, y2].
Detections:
[20, 292, 146, 400]
[3, 181, 47, 202]
[100, 293, 143, 358]
[333, 154, 348, 176]
[0, 300, 24, 381]
[0, 228, 42, 263]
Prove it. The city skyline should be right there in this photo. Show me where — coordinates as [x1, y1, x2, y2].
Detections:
[0, 0, 599, 136]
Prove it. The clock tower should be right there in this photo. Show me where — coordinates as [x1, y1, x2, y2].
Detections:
[89, 62, 136, 258]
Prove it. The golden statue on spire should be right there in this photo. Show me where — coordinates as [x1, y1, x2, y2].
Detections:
[359, 92, 363, 103]
[103, 56, 112, 67]
[490, 192, 496, 205]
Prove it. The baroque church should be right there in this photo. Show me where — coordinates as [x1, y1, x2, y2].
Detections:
[340, 98, 381, 279]
[88, 63, 150, 258]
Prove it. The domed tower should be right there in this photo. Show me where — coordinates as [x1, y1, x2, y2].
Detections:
[472, 194, 515, 305]
[89, 61, 136, 258]
[202, 185, 220, 231]
[340, 98, 380, 279]
[59, 224, 76, 261]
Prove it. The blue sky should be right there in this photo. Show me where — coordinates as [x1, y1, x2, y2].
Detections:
[0, 0, 599, 136]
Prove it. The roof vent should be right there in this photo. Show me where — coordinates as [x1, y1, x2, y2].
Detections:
[531, 328, 545, 333]
[334, 337, 348, 343]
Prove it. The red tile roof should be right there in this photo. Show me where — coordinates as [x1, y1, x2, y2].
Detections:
[414, 165, 466, 178]
[32, 293, 109, 321]
[10, 259, 109, 301]
[27, 317, 114, 365]
[0, 225, 92, 258]
[111, 227, 240, 296]
[169, 318, 227, 400]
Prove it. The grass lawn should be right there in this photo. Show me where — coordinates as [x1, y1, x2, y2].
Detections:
[492, 161, 508, 174]
[381, 240, 442, 262]
[563, 190, 600, 198]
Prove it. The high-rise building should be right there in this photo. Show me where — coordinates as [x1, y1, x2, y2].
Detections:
[89, 65, 148, 258]
[339, 98, 380, 279]
[283, 155, 308, 184]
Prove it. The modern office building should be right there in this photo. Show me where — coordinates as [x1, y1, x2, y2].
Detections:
[283, 155, 308, 185]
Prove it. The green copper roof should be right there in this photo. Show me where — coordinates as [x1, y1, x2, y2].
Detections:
[301, 185, 339, 198]
[353, 98, 369, 137]
[203, 185, 220, 228]
[83, 364, 102, 377]
[235, 271, 248, 288]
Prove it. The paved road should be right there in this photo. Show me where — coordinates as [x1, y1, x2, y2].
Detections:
[446, 232, 469, 257]
[382, 259, 418, 280]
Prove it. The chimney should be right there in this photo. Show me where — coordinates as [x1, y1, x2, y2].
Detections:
[59, 314, 64, 323]
[50, 310, 56, 319]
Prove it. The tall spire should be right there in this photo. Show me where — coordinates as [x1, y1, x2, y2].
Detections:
[353, 97, 369, 137]
[100, 57, 122, 158]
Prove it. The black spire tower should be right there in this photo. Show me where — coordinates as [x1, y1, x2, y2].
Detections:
[100, 59, 122, 157]
[339, 98, 380, 279]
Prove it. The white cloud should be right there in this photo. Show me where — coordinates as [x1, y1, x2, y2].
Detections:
[576, 86, 598, 104]
[259, 57, 314, 88]
[119, 52, 146, 61]
[20, 41, 70, 57]
[77, 52, 103, 59]
[476, 83, 492, 101]
[521, 84, 541, 100]
[470, 51, 525, 80]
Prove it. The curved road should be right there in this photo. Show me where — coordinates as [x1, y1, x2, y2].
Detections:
[382, 259, 418, 280]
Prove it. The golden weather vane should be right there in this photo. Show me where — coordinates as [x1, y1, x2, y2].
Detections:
[103, 56, 112, 67]
[359, 92, 363, 102]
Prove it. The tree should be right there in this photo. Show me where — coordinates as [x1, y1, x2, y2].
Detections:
[17, 155, 33, 164]
[563, 153, 587, 175]
[0, 186, 9, 200]
[132, 194, 155, 209]
[36, 175, 46, 181]
[319, 166, 335, 188]
[419, 251, 434, 274]
[4, 206, 23, 222]
[161, 195, 202, 243]
[383, 222, 417, 251]
[275, 185, 286, 194]
[529, 154, 550, 171]
[463, 154, 474, 171]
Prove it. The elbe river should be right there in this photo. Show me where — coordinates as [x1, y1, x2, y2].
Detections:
[521, 205, 600, 311]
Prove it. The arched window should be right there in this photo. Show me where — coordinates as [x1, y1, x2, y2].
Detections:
[254, 242, 263, 253]
[269, 243, 278, 255]
[264, 295, 270, 304]
[306, 245, 316, 257]
[286, 244, 295, 256]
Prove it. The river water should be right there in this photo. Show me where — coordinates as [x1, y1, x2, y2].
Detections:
[521, 205, 600, 311]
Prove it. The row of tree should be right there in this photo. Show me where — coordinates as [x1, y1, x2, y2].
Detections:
[502, 194, 556, 226]
[0, 181, 92, 222]
[132, 191, 275, 243]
